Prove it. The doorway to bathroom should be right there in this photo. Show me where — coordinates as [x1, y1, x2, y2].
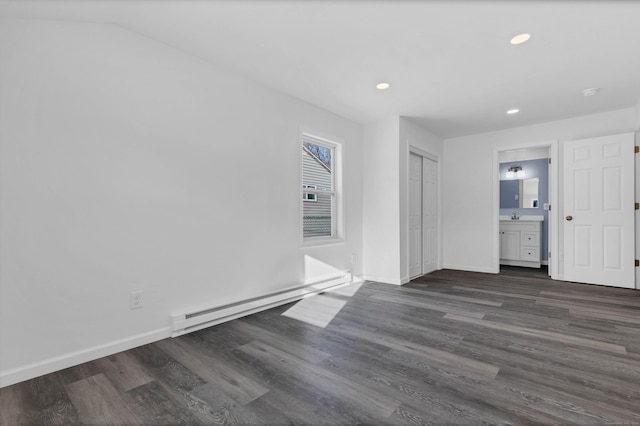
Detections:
[496, 143, 557, 278]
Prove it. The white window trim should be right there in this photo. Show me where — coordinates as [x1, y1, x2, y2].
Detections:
[300, 129, 344, 245]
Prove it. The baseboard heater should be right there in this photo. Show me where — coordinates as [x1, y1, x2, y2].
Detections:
[170, 272, 352, 337]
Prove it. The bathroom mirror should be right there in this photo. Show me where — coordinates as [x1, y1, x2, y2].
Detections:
[500, 178, 539, 209]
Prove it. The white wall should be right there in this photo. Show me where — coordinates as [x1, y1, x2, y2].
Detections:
[498, 146, 550, 162]
[399, 117, 443, 282]
[442, 108, 637, 274]
[0, 18, 363, 386]
[362, 116, 443, 284]
[362, 117, 400, 283]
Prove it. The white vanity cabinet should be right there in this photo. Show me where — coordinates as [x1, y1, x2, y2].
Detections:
[499, 217, 543, 268]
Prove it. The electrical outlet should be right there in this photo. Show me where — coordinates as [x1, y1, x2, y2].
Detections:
[350, 254, 357, 265]
[131, 290, 143, 309]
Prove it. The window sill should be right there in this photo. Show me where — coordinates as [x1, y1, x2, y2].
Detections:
[302, 236, 345, 248]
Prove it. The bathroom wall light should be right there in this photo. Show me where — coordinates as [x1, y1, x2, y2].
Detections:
[506, 166, 525, 179]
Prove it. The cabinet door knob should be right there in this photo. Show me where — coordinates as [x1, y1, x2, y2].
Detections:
[566, 215, 573, 221]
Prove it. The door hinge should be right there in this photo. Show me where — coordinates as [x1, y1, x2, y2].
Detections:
[636, 202, 640, 210]
[548, 251, 551, 258]
[635, 146, 639, 154]
[548, 158, 551, 164]
[636, 259, 639, 267]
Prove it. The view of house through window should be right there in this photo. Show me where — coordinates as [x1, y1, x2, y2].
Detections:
[302, 135, 335, 238]
[302, 184, 317, 201]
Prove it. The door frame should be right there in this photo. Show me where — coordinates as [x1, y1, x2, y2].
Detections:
[493, 140, 560, 279]
[408, 146, 441, 278]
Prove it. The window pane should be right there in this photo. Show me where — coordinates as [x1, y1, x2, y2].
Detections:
[303, 193, 317, 202]
[303, 191, 333, 237]
[302, 142, 332, 191]
[302, 139, 334, 238]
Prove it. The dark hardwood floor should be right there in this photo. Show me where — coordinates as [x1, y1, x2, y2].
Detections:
[499, 265, 549, 279]
[3, 269, 640, 425]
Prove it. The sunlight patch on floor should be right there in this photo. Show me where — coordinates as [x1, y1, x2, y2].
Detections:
[281, 280, 363, 328]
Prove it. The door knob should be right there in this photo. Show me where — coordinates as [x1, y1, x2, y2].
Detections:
[566, 215, 573, 221]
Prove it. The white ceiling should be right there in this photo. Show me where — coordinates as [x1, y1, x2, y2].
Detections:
[2, 0, 640, 138]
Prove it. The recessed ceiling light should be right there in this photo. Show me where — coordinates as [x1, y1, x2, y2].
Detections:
[510, 33, 531, 45]
[376, 82, 391, 90]
[506, 108, 520, 115]
[582, 87, 600, 97]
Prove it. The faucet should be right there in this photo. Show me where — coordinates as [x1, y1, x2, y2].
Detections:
[511, 212, 519, 220]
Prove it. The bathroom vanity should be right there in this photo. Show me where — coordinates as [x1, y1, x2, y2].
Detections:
[499, 215, 543, 268]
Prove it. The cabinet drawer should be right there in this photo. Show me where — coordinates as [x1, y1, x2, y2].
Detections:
[521, 232, 539, 247]
[520, 247, 539, 261]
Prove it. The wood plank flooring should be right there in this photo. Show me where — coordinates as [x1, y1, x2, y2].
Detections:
[3, 268, 640, 425]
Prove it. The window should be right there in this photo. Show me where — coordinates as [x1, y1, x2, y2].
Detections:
[302, 185, 317, 202]
[301, 133, 339, 240]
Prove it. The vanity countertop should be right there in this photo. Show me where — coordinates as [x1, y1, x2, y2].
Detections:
[499, 215, 544, 222]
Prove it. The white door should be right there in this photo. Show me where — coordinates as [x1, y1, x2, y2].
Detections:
[422, 157, 438, 274]
[409, 153, 422, 278]
[563, 133, 635, 288]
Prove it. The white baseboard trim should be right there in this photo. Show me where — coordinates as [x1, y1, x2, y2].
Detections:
[0, 327, 171, 389]
[441, 264, 498, 274]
